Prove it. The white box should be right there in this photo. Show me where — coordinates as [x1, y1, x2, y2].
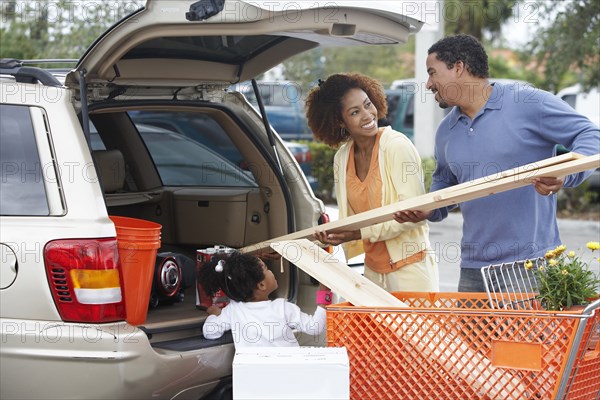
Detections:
[233, 347, 349, 400]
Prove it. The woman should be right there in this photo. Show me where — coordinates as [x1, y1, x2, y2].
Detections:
[306, 73, 439, 292]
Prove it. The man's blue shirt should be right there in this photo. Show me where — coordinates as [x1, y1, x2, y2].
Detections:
[429, 82, 599, 268]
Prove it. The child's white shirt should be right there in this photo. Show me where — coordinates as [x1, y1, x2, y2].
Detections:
[202, 298, 326, 347]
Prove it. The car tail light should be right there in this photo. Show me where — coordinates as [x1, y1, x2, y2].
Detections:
[293, 149, 311, 164]
[302, 150, 312, 163]
[44, 238, 126, 323]
[319, 212, 330, 225]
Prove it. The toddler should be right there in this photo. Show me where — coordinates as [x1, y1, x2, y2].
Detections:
[198, 251, 332, 347]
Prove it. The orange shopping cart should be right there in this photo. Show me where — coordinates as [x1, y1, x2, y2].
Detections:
[327, 291, 600, 400]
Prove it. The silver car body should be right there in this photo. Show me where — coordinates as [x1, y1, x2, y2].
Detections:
[1, 1, 422, 398]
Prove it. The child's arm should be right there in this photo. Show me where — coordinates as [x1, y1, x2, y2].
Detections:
[206, 305, 222, 316]
[202, 305, 230, 339]
[283, 301, 327, 336]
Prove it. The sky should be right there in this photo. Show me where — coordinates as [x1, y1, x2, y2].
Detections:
[500, 1, 545, 48]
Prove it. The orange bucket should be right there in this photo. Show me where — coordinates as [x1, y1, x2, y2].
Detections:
[110, 215, 161, 325]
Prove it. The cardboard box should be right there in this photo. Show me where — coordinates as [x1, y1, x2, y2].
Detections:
[233, 347, 349, 400]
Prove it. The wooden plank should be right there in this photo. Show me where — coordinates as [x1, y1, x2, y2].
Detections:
[241, 153, 599, 254]
[271, 239, 528, 398]
[437, 151, 580, 195]
[432, 153, 598, 203]
[270, 240, 406, 308]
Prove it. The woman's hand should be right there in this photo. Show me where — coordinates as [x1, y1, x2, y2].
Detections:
[314, 229, 361, 246]
[393, 209, 431, 223]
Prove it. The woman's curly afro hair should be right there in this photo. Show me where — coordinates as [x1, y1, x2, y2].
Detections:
[305, 73, 387, 147]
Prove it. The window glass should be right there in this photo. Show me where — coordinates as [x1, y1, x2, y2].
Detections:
[89, 123, 106, 150]
[386, 93, 401, 126]
[404, 94, 414, 129]
[0, 104, 49, 215]
[124, 35, 283, 64]
[128, 111, 257, 187]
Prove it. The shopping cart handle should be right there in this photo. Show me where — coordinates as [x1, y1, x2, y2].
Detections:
[583, 298, 600, 314]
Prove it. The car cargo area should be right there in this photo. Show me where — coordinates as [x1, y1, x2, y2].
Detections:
[88, 104, 301, 336]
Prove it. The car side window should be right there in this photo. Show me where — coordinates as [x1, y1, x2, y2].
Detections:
[0, 104, 49, 216]
[128, 111, 258, 188]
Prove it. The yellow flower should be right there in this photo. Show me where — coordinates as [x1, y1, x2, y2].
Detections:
[535, 243, 600, 311]
[553, 245, 567, 257]
[586, 241, 600, 251]
[524, 260, 533, 270]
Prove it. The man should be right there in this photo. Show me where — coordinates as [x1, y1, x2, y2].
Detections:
[394, 34, 599, 292]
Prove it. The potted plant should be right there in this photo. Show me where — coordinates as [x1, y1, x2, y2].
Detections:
[526, 242, 600, 311]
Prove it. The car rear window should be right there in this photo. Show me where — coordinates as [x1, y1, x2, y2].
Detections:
[0, 104, 49, 216]
[123, 35, 286, 64]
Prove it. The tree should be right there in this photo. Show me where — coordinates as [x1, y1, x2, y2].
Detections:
[444, 0, 517, 41]
[526, 0, 600, 92]
[281, 37, 416, 90]
[0, 1, 142, 61]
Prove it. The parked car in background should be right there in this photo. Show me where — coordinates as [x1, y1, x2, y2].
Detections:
[265, 104, 313, 141]
[0, 1, 423, 399]
[557, 84, 600, 127]
[235, 80, 316, 188]
[384, 85, 415, 142]
[283, 140, 317, 189]
[556, 84, 600, 190]
[236, 80, 313, 141]
[385, 78, 533, 143]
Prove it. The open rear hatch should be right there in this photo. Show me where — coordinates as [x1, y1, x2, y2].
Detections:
[65, 0, 422, 91]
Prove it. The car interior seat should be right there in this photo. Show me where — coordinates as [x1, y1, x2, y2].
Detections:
[93, 149, 126, 194]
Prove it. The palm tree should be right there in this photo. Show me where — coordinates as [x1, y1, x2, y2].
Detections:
[444, 0, 517, 41]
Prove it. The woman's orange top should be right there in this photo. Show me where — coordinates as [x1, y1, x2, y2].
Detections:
[347, 131, 425, 273]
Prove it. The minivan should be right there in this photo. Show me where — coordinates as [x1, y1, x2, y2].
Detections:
[0, 1, 423, 399]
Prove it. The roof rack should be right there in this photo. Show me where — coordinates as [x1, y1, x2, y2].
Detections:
[20, 59, 78, 65]
[0, 58, 62, 87]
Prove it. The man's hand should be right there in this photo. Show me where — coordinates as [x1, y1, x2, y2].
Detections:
[393, 210, 431, 224]
[532, 176, 564, 197]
